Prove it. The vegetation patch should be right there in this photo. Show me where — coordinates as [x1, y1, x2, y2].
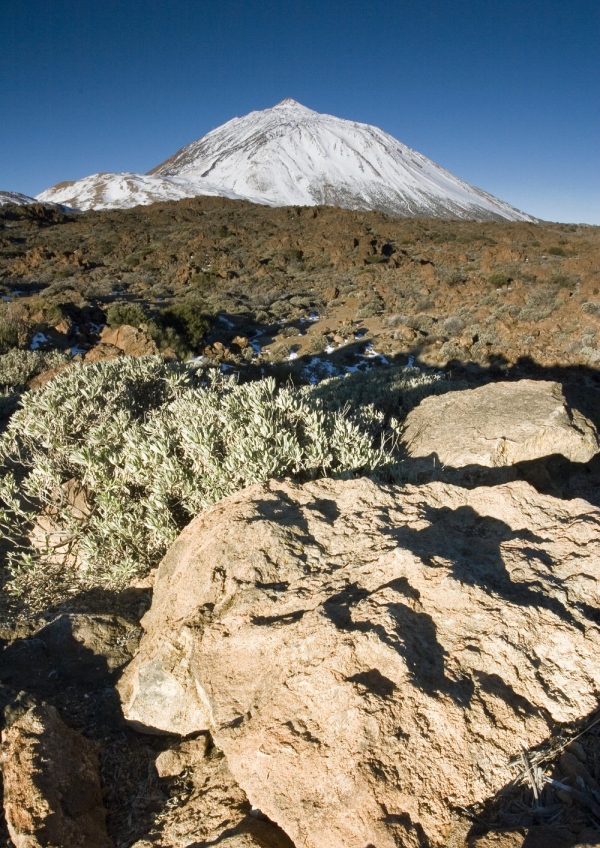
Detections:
[0, 357, 397, 603]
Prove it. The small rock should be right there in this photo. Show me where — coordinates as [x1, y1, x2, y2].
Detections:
[100, 324, 158, 357]
[155, 735, 210, 777]
[559, 751, 600, 792]
[1, 704, 113, 848]
[394, 326, 415, 341]
[161, 346, 179, 359]
[231, 335, 249, 350]
[84, 341, 123, 362]
[28, 364, 71, 390]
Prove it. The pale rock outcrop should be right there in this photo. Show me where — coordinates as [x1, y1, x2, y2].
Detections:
[401, 380, 599, 468]
[118, 477, 600, 848]
[1, 703, 113, 848]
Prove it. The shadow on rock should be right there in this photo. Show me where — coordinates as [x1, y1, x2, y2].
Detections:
[0, 590, 177, 848]
[465, 706, 600, 846]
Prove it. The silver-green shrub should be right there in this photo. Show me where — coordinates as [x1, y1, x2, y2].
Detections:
[0, 348, 69, 390]
[0, 348, 70, 423]
[0, 356, 391, 597]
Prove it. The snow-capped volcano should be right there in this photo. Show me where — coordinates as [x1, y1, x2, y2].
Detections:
[37, 99, 536, 221]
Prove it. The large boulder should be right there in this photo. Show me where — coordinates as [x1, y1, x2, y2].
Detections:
[118, 477, 600, 848]
[400, 380, 599, 469]
[1, 704, 113, 848]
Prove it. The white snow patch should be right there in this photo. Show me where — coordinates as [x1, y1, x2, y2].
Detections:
[30, 333, 48, 350]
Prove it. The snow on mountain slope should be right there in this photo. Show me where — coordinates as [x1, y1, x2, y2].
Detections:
[0, 190, 75, 212]
[37, 100, 536, 221]
[35, 172, 246, 211]
[0, 191, 40, 205]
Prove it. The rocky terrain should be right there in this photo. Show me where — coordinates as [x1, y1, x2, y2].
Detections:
[0, 196, 598, 381]
[0, 196, 599, 847]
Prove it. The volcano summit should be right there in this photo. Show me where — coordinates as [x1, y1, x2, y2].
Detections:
[37, 99, 535, 221]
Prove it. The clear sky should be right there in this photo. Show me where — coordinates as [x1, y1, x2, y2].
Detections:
[1, 0, 598, 223]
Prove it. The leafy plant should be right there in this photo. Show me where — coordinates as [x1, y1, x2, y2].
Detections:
[106, 302, 148, 329]
[0, 357, 392, 600]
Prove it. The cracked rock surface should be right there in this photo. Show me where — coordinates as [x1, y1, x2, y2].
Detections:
[401, 379, 600, 468]
[118, 476, 600, 847]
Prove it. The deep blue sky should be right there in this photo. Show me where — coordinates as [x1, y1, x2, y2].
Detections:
[1, 0, 598, 223]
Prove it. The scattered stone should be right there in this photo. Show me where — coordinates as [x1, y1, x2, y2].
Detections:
[1, 703, 113, 848]
[401, 380, 599, 469]
[118, 477, 600, 848]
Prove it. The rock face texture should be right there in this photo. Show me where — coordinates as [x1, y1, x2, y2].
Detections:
[131, 736, 294, 848]
[401, 379, 599, 469]
[118, 477, 600, 848]
[1, 704, 113, 848]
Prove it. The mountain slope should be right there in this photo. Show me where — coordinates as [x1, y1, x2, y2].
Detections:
[0, 190, 75, 213]
[37, 100, 536, 221]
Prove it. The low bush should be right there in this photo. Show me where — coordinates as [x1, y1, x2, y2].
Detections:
[0, 349, 70, 424]
[442, 316, 466, 337]
[107, 300, 211, 357]
[582, 302, 600, 318]
[0, 348, 69, 390]
[0, 357, 393, 600]
[488, 272, 512, 287]
[0, 318, 19, 353]
[106, 302, 148, 328]
[309, 334, 328, 353]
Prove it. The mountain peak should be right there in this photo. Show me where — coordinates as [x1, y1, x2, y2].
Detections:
[36, 103, 536, 222]
[272, 98, 316, 113]
[274, 98, 303, 107]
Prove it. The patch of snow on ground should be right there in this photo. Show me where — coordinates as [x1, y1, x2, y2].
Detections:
[302, 356, 340, 384]
[30, 333, 48, 350]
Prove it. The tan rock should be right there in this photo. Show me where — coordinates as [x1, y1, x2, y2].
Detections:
[84, 341, 123, 362]
[1, 704, 113, 848]
[401, 380, 599, 468]
[131, 745, 293, 848]
[155, 735, 210, 777]
[100, 323, 158, 356]
[118, 477, 600, 848]
[28, 363, 71, 390]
